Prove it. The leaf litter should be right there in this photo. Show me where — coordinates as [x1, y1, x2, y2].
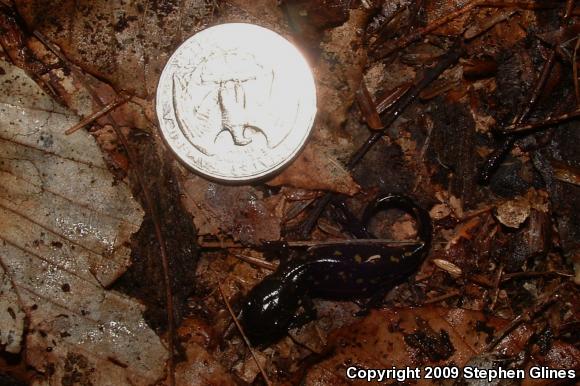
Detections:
[1, 0, 579, 384]
[0, 58, 167, 384]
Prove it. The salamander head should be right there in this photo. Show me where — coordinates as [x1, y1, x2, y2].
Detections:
[238, 274, 304, 347]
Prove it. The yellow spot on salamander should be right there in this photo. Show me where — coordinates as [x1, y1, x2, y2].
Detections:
[365, 254, 381, 262]
[333, 250, 343, 256]
[390, 255, 400, 263]
[354, 254, 362, 263]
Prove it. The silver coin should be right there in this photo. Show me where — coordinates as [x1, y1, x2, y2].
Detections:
[156, 23, 317, 181]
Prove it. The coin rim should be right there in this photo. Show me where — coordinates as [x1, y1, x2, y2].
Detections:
[155, 23, 317, 182]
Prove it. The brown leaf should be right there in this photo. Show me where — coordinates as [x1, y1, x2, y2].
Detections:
[15, 0, 217, 98]
[179, 171, 282, 244]
[267, 143, 360, 195]
[305, 307, 508, 384]
[0, 59, 167, 385]
[175, 343, 236, 386]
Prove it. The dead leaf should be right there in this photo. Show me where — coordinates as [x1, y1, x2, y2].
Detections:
[268, 8, 370, 195]
[175, 343, 236, 386]
[304, 307, 577, 385]
[15, 0, 217, 98]
[267, 143, 360, 196]
[179, 171, 282, 245]
[433, 258, 463, 277]
[0, 59, 167, 385]
[495, 198, 531, 229]
[0, 271, 24, 354]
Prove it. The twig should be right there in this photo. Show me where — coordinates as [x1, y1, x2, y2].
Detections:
[297, 44, 464, 238]
[479, 0, 575, 183]
[200, 238, 421, 250]
[350, 44, 464, 170]
[113, 122, 177, 386]
[357, 83, 383, 130]
[375, 0, 564, 58]
[65, 95, 130, 135]
[501, 270, 574, 282]
[484, 287, 563, 352]
[234, 254, 277, 271]
[463, 10, 517, 40]
[376, 83, 412, 114]
[573, 37, 580, 106]
[424, 289, 461, 304]
[501, 109, 580, 133]
[484, 48, 557, 181]
[489, 263, 504, 311]
[35, 29, 178, 386]
[198, 239, 244, 249]
[217, 284, 272, 386]
[293, 238, 422, 247]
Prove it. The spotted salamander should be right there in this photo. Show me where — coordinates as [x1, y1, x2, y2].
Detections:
[238, 194, 433, 347]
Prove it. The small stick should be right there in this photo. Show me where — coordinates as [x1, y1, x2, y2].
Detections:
[198, 239, 244, 249]
[217, 284, 272, 386]
[484, 289, 562, 352]
[200, 238, 421, 250]
[424, 289, 461, 304]
[348, 44, 464, 169]
[479, 40, 558, 183]
[489, 264, 504, 311]
[463, 10, 517, 40]
[356, 83, 383, 130]
[298, 44, 463, 238]
[573, 38, 580, 106]
[65, 95, 130, 135]
[234, 254, 277, 271]
[32, 30, 73, 68]
[459, 205, 493, 221]
[468, 274, 495, 287]
[500, 109, 580, 133]
[376, 83, 412, 114]
[375, 0, 564, 58]
[501, 270, 574, 282]
[31, 23, 179, 386]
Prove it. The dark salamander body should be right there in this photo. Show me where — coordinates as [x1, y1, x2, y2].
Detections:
[239, 194, 433, 347]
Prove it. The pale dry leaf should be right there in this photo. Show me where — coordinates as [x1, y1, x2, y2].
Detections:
[429, 203, 452, 220]
[267, 143, 360, 196]
[495, 196, 531, 229]
[175, 343, 236, 386]
[432, 258, 463, 277]
[0, 269, 25, 354]
[0, 59, 168, 385]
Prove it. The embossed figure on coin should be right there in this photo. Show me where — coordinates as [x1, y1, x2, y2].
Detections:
[172, 49, 286, 156]
[156, 23, 316, 181]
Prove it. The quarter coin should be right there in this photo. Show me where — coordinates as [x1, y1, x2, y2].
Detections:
[156, 23, 317, 181]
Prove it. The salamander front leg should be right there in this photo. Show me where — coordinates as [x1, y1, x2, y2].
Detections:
[289, 296, 317, 330]
[354, 289, 389, 317]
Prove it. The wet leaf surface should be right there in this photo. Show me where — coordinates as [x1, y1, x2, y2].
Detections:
[306, 307, 580, 385]
[1, 0, 579, 384]
[0, 58, 167, 385]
